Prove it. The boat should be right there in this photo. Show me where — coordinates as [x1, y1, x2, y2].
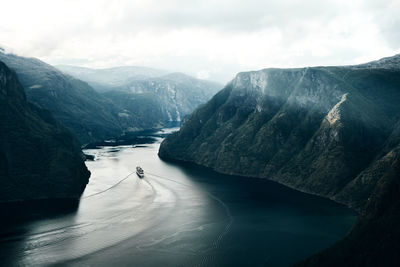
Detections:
[136, 166, 144, 178]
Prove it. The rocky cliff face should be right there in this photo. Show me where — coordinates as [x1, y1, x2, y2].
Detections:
[0, 61, 90, 202]
[159, 54, 400, 265]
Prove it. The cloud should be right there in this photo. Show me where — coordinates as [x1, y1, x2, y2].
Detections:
[363, 0, 400, 49]
[1, 0, 399, 83]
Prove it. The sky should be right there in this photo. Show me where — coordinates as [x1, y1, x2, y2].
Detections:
[0, 0, 399, 83]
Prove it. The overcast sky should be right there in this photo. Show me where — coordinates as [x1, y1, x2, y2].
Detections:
[1, 0, 399, 83]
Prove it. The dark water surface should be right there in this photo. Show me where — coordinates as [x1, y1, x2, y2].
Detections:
[0, 129, 356, 266]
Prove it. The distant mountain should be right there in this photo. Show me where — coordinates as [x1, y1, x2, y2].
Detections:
[58, 65, 222, 129]
[56, 65, 168, 92]
[0, 60, 90, 202]
[0, 52, 134, 144]
[159, 55, 400, 265]
[106, 72, 222, 124]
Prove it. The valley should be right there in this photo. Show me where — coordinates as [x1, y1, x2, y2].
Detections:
[0, 46, 399, 266]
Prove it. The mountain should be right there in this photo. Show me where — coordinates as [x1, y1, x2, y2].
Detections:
[159, 54, 400, 265]
[352, 53, 400, 70]
[56, 65, 168, 92]
[0, 60, 90, 202]
[104, 72, 222, 126]
[0, 52, 133, 144]
[0, 52, 221, 143]
[58, 65, 222, 129]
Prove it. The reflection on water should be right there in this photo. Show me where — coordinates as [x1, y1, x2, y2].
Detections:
[0, 129, 356, 266]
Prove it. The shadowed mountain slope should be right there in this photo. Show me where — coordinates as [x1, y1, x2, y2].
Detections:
[0, 52, 133, 144]
[0, 61, 90, 202]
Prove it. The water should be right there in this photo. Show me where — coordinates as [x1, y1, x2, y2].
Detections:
[0, 129, 356, 266]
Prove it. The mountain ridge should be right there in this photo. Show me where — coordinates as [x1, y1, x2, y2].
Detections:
[0, 51, 133, 144]
[59, 64, 222, 129]
[0, 51, 222, 144]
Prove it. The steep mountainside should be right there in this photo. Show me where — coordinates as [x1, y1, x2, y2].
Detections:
[159, 54, 400, 265]
[102, 90, 166, 130]
[56, 65, 168, 92]
[106, 72, 222, 125]
[0, 52, 134, 144]
[59, 65, 222, 129]
[296, 144, 400, 266]
[0, 61, 90, 202]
